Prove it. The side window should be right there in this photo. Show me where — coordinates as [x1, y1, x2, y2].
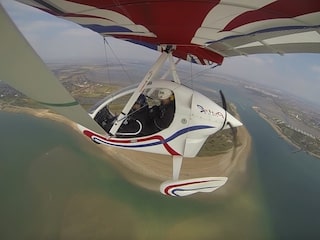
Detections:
[94, 93, 132, 133]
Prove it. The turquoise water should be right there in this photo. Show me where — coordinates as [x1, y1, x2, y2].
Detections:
[0, 111, 271, 239]
[1, 84, 320, 240]
[206, 82, 320, 240]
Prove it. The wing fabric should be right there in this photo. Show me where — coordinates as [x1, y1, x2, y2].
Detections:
[200, 0, 320, 57]
[16, 0, 320, 64]
[0, 4, 105, 135]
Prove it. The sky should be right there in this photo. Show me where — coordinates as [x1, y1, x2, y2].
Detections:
[1, 0, 320, 105]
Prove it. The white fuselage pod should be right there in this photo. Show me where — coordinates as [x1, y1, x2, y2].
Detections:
[81, 80, 242, 157]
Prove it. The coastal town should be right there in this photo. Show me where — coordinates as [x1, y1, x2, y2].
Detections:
[248, 86, 320, 159]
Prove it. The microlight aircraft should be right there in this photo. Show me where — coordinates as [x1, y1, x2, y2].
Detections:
[1, 0, 320, 196]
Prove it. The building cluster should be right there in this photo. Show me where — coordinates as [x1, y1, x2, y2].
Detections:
[245, 85, 280, 98]
[0, 83, 22, 98]
[273, 118, 318, 141]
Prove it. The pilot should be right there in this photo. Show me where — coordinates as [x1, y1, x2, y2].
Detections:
[148, 88, 175, 133]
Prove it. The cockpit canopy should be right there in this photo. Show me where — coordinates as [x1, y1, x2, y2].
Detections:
[91, 83, 175, 138]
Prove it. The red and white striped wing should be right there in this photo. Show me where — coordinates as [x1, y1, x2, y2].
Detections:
[17, 0, 320, 65]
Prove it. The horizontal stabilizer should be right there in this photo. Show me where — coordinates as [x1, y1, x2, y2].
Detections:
[160, 177, 227, 197]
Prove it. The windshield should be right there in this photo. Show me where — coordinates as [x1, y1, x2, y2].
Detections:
[88, 83, 139, 114]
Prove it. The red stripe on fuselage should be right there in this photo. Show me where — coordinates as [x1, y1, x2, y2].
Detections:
[83, 130, 180, 155]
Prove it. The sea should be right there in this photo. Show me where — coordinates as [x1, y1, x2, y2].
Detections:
[1, 82, 320, 240]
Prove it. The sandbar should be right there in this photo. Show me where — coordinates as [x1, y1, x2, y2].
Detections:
[103, 125, 251, 193]
[2, 106, 252, 195]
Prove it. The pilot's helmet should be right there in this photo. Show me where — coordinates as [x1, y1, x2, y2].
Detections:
[158, 89, 173, 100]
[135, 94, 147, 106]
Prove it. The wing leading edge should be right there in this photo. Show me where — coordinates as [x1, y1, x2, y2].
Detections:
[16, 0, 320, 64]
[0, 4, 105, 135]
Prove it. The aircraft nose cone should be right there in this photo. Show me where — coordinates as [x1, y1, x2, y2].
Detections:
[223, 112, 242, 129]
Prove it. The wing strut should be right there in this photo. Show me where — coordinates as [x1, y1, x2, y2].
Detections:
[108, 47, 173, 136]
[161, 56, 181, 84]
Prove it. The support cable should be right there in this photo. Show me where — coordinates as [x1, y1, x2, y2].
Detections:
[103, 37, 134, 84]
[103, 36, 111, 85]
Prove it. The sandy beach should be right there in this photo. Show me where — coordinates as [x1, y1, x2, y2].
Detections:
[2, 105, 252, 195]
[102, 125, 251, 193]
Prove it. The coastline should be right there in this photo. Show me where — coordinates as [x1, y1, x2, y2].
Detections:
[1, 105, 252, 195]
[252, 106, 320, 160]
